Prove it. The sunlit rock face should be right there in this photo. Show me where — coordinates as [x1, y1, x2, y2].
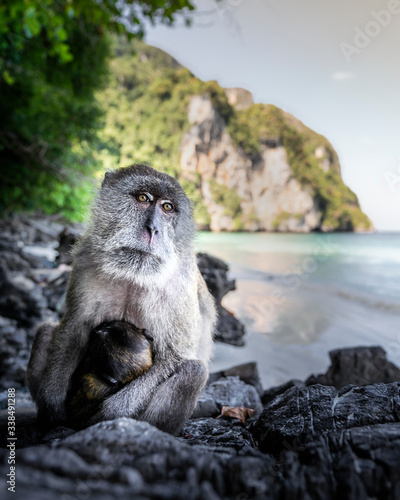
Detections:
[225, 87, 253, 110]
[180, 96, 324, 232]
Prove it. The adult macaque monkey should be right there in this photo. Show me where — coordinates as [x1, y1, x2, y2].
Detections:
[27, 164, 216, 435]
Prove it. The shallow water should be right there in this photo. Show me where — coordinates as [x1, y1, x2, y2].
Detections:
[195, 232, 400, 388]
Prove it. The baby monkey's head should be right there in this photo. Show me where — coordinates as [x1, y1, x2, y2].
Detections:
[90, 164, 196, 285]
[66, 320, 153, 429]
[90, 320, 153, 386]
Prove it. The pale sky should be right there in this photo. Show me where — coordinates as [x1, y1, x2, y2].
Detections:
[145, 0, 400, 231]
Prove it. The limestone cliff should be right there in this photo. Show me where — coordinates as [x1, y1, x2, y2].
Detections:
[181, 95, 319, 232]
[180, 92, 370, 232]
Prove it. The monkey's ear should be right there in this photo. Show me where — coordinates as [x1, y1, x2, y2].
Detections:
[101, 171, 113, 188]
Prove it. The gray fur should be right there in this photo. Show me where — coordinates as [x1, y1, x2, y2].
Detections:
[27, 164, 217, 434]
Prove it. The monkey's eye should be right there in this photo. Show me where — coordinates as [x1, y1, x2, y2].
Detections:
[137, 193, 150, 203]
[162, 202, 174, 213]
[103, 374, 118, 385]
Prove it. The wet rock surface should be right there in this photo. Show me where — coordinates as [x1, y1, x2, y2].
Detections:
[305, 345, 400, 388]
[1, 216, 400, 498]
[0, 418, 278, 500]
[253, 382, 400, 454]
[0, 215, 65, 391]
[1, 348, 400, 498]
[192, 376, 263, 419]
[210, 361, 265, 397]
[197, 252, 245, 346]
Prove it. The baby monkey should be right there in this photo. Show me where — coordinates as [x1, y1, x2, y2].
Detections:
[66, 320, 153, 429]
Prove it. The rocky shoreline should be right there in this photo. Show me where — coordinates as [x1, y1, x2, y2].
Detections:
[1, 215, 400, 499]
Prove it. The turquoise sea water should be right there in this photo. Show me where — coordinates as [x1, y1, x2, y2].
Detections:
[195, 232, 400, 388]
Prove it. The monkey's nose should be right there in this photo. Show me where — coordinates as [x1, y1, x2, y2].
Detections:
[146, 223, 158, 237]
[96, 328, 108, 338]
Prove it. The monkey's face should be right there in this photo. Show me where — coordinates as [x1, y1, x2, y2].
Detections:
[91, 165, 196, 284]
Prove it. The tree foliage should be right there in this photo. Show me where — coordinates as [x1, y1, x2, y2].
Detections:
[0, 0, 194, 219]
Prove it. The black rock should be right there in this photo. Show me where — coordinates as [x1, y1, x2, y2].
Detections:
[20, 245, 57, 269]
[192, 376, 263, 419]
[0, 264, 48, 327]
[305, 345, 400, 388]
[0, 251, 31, 273]
[0, 418, 279, 500]
[179, 417, 257, 451]
[250, 379, 400, 499]
[22, 216, 64, 243]
[197, 252, 245, 346]
[266, 422, 400, 500]
[261, 379, 306, 406]
[252, 382, 400, 455]
[0, 316, 34, 389]
[261, 346, 400, 408]
[3, 362, 400, 498]
[214, 307, 245, 346]
[0, 216, 66, 389]
[208, 362, 263, 396]
[196, 253, 236, 304]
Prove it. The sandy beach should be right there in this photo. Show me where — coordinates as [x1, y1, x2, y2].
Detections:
[196, 232, 400, 387]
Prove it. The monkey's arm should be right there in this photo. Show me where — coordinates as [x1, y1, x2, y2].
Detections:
[88, 355, 207, 434]
[33, 257, 97, 429]
[88, 357, 175, 422]
[35, 316, 91, 428]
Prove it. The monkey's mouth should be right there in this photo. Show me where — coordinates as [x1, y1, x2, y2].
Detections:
[118, 247, 153, 257]
[115, 247, 163, 266]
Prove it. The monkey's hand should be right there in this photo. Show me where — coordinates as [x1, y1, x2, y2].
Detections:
[88, 359, 176, 425]
[36, 399, 67, 434]
[35, 379, 69, 433]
